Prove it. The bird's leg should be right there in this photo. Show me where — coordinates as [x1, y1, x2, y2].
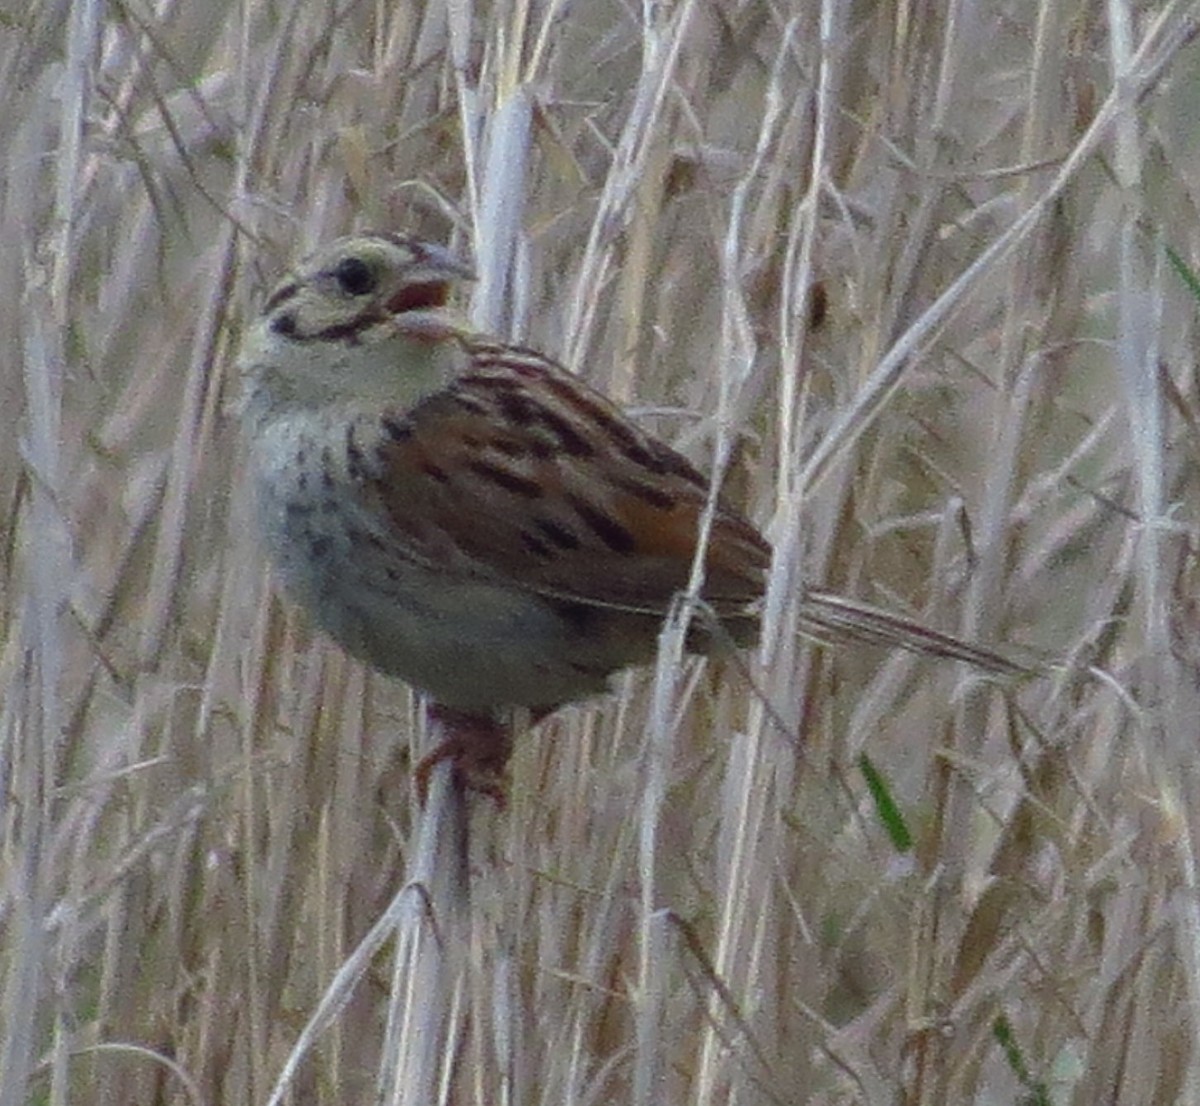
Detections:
[415, 703, 514, 807]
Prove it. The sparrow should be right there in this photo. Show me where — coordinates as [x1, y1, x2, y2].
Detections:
[237, 232, 771, 798]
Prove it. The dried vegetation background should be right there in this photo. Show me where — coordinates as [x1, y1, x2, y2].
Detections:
[4, 1, 1200, 1104]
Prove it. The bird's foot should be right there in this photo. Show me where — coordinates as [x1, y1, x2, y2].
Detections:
[415, 705, 515, 807]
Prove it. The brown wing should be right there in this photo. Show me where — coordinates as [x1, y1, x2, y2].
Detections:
[368, 338, 769, 615]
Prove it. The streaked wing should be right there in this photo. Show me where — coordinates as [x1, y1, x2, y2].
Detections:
[369, 339, 769, 615]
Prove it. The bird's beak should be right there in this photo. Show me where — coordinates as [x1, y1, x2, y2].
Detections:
[412, 242, 476, 284]
[386, 243, 475, 315]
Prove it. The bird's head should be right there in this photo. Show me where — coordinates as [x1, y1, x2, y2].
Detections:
[260, 233, 474, 343]
[239, 233, 475, 418]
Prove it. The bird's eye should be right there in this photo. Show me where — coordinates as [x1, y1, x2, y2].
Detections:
[332, 257, 377, 296]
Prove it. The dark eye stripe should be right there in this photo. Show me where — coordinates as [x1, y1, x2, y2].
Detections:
[264, 281, 300, 313]
[269, 312, 383, 344]
[309, 315, 384, 342]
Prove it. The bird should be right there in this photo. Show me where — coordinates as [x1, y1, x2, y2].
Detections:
[236, 231, 774, 799]
[237, 232, 1030, 800]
